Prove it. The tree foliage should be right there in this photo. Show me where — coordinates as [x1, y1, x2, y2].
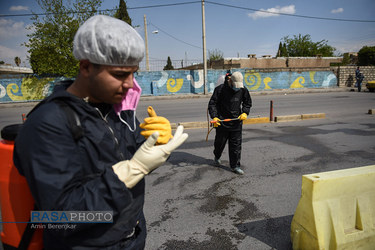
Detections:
[276, 42, 282, 57]
[341, 53, 351, 66]
[14, 57, 21, 66]
[357, 46, 375, 66]
[163, 56, 174, 70]
[114, 0, 132, 25]
[208, 49, 224, 61]
[276, 42, 288, 57]
[281, 34, 336, 57]
[25, 0, 106, 77]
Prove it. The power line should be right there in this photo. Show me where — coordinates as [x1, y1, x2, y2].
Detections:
[205, 1, 375, 23]
[0, 2, 201, 18]
[148, 22, 202, 49]
[128, 1, 200, 10]
[1, 1, 374, 23]
[0, 9, 115, 18]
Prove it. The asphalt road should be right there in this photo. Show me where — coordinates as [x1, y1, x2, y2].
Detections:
[1, 88, 372, 129]
[141, 91, 374, 250]
[0, 90, 374, 249]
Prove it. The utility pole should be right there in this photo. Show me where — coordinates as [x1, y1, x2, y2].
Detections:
[144, 14, 150, 71]
[201, 0, 207, 94]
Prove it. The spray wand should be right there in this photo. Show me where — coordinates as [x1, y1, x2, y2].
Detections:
[205, 109, 239, 141]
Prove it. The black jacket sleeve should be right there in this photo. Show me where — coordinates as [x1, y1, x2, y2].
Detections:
[241, 88, 252, 115]
[208, 85, 222, 119]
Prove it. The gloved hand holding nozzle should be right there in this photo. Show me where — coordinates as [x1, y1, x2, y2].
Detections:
[238, 113, 247, 121]
[212, 117, 221, 127]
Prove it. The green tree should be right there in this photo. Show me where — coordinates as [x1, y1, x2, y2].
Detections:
[114, 0, 132, 25]
[14, 57, 21, 66]
[281, 34, 336, 57]
[25, 0, 105, 77]
[357, 46, 375, 66]
[0, 61, 4, 65]
[277, 42, 288, 57]
[207, 49, 223, 68]
[276, 42, 282, 57]
[163, 56, 174, 70]
[341, 53, 351, 66]
[208, 49, 224, 62]
[282, 43, 288, 57]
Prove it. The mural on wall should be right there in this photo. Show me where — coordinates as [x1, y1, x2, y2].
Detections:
[0, 76, 55, 102]
[0, 69, 337, 103]
[136, 69, 337, 95]
[0, 76, 72, 102]
[243, 69, 337, 90]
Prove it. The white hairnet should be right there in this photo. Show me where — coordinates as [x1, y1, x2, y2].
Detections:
[73, 15, 145, 66]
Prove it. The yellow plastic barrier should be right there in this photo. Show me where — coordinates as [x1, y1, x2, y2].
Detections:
[291, 165, 375, 250]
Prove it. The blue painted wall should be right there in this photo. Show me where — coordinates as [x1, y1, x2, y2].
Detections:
[0, 69, 337, 102]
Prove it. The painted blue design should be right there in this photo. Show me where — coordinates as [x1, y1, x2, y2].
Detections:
[0, 69, 338, 103]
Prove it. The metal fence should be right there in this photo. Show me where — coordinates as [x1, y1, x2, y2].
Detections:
[139, 59, 202, 71]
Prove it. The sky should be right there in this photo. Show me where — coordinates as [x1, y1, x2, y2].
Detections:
[1, 0, 375, 68]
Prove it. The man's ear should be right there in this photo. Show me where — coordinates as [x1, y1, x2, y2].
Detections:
[79, 60, 91, 77]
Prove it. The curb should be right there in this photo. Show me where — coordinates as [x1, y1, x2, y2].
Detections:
[274, 114, 302, 123]
[0, 87, 352, 108]
[243, 117, 270, 124]
[274, 113, 326, 122]
[177, 113, 326, 130]
[301, 113, 326, 119]
[140, 87, 351, 102]
[177, 121, 206, 129]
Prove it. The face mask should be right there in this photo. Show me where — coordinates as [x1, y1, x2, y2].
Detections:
[113, 77, 142, 114]
[113, 78, 142, 132]
[232, 86, 241, 92]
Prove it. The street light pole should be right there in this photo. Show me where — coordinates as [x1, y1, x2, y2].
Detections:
[201, 0, 207, 95]
[144, 14, 150, 71]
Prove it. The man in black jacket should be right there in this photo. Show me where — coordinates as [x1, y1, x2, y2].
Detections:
[14, 15, 187, 249]
[208, 71, 252, 175]
[355, 67, 364, 92]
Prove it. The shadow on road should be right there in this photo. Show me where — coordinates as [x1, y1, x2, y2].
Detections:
[235, 215, 293, 250]
[168, 151, 235, 174]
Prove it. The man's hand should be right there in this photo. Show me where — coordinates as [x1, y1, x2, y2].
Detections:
[238, 113, 247, 121]
[112, 125, 188, 188]
[140, 106, 172, 144]
[212, 117, 221, 127]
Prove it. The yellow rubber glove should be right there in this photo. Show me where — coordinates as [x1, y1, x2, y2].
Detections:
[112, 126, 188, 188]
[213, 117, 221, 127]
[140, 106, 172, 144]
[238, 113, 247, 121]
